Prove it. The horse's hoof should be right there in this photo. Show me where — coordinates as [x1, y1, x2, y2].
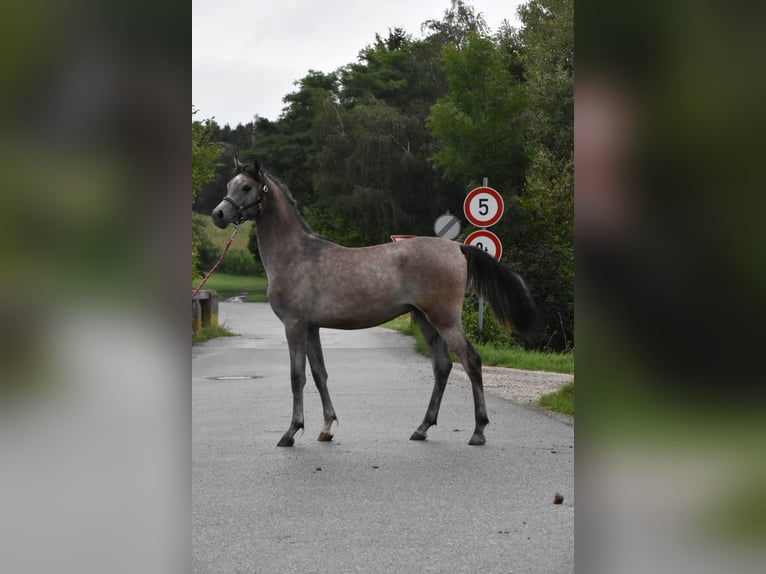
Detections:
[277, 436, 295, 447]
[410, 431, 427, 441]
[468, 434, 486, 446]
[317, 432, 333, 442]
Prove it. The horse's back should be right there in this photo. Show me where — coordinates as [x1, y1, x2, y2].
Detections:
[348, 236, 465, 286]
[268, 236, 467, 329]
[352, 237, 468, 320]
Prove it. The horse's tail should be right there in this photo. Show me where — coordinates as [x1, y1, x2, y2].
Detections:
[460, 244, 542, 338]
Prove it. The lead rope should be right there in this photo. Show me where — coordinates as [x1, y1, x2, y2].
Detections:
[192, 224, 239, 299]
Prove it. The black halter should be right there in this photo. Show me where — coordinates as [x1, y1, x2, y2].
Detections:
[223, 178, 269, 223]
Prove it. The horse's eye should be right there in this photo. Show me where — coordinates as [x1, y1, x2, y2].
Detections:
[242, 184, 253, 192]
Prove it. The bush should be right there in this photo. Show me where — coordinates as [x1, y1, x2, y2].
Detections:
[197, 241, 221, 273]
[461, 293, 515, 346]
[218, 248, 261, 275]
[193, 215, 222, 274]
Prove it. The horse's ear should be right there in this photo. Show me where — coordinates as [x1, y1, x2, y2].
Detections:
[251, 157, 260, 175]
[233, 155, 244, 172]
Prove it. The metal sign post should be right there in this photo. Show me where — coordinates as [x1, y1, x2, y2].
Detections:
[462, 177, 506, 335]
[478, 177, 487, 333]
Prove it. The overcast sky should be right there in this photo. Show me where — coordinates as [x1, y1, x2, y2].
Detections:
[193, 0, 523, 126]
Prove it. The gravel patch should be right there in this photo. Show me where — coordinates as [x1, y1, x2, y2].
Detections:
[410, 349, 573, 418]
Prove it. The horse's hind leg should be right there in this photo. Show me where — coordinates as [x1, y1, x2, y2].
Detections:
[278, 322, 308, 447]
[410, 309, 453, 441]
[307, 327, 338, 441]
[436, 323, 489, 446]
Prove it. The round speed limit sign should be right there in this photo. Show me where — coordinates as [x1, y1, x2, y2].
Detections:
[464, 229, 503, 261]
[463, 186, 504, 228]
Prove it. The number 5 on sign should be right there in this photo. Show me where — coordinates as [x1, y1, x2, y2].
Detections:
[463, 186, 504, 228]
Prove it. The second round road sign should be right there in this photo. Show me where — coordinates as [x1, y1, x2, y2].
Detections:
[464, 229, 503, 261]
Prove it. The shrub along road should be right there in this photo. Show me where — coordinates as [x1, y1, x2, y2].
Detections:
[193, 302, 573, 573]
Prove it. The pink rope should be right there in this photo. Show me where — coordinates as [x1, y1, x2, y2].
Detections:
[192, 225, 238, 299]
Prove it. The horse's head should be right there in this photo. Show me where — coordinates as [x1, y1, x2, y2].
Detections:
[211, 157, 269, 228]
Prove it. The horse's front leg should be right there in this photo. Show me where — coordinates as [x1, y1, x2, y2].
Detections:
[277, 323, 308, 447]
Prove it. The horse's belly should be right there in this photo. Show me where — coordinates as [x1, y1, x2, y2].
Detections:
[310, 296, 410, 330]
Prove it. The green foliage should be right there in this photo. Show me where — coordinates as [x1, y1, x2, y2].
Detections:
[461, 293, 514, 346]
[517, 150, 574, 350]
[192, 121, 257, 214]
[197, 273, 268, 300]
[192, 110, 223, 196]
[513, 0, 574, 351]
[423, 3, 574, 351]
[422, 0, 488, 48]
[517, 0, 574, 159]
[302, 203, 365, 247]
[477, 345, 574, 374]
[191, 229, 201, 282]
[217, 248, 261, 276]
[192, 212, 254, 251]
[426, 31, 527, 195]
[192, 324, 236, 345]
[247, 223, 262, 267]
[192, 213, 220, 273]
[382, 314, 574, 374]
[192, 221, 261, 277]
[243, 291, 269, 303]
[382, 315, 418, 337]
[538, 382, 574, 415]
[192, 109, 223, 280]
[190, 0, 574, 351]
[192, 212, 261, 277]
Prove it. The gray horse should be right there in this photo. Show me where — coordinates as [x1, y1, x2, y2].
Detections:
[212, 158, 541, 446]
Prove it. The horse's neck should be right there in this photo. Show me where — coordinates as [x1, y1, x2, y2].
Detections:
[255, 183, 308, 273]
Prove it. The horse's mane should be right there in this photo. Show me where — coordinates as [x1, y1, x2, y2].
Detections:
[256, 168, 337, 245]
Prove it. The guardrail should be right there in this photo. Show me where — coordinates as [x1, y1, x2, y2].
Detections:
[192, 290, 219, 334]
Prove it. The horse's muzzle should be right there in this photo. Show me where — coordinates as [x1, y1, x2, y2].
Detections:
[211, 209, 227, 228]
[211, 202, 233, 228]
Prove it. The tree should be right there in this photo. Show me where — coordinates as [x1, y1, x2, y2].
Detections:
[252, 70, 340, 205]
[518, 0, 574, 159]
[190, 2, 574, 351]
[192, 109, 222, 280]
[426, 30, 527, 197]
[513, 0, 574, 350]
[425, 0, 574, 351]
[193, 119, 257, 215]
[422, 0, 488, 49]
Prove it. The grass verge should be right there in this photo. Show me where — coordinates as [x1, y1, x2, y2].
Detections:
[193, 273, 268, 302]
[382, 315, 574, 374]
[193, 324, 236, 344]
[193, 212, 254, 251]
[538, 382, 574, 416]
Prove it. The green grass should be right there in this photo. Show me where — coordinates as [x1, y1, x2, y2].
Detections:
[384, 315, 419, 336]
[474, 344, 574, 373]
[538, 382, 574, 416]
[193, 272, 268, 302]
[382, 315, 574, 374]
[193, 212, 254, 251]
[193, 324, 236, 344]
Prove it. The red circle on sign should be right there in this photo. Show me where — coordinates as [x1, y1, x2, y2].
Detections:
[464, 229, 503, 261]
[463, 186, 504, 227]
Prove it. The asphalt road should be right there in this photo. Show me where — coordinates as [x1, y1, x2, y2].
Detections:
[193, 302, 574, 574]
